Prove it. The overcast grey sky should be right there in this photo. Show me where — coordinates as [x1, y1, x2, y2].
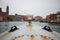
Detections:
[0, 0, 60, 18]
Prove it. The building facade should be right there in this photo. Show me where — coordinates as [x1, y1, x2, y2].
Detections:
[0, 6, 9, 21]
[34, 16, 42, 21]
[46, 12, 60, 25]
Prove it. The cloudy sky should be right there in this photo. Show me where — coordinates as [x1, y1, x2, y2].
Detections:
[0, 0, 60, 18]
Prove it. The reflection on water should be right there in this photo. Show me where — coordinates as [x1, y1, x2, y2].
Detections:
[27, 24, 32, 31]
[0, 21, 60, 34]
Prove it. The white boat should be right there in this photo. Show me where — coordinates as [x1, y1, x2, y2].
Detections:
[0, 22, 60, 40]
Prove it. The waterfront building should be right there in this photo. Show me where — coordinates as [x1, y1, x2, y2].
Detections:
[5, 15, 15, 21]
[0, 6, 9, 21]
[5, 14, 22, 21]
[46, 12, 60, 25]
[21, 15, 27, 21]
[57, 12, 60, 21]
[34, 16, 43, 21]
[46, 14, 57, 22]
[26, 15, 33, 21]
[15, 14, 22, 21]
[0, 15, 3, 21]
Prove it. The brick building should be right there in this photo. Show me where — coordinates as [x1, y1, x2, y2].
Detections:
[0, 6, 9, 21]
[46, 14, 57, 22]
[46, 12, 60, 22]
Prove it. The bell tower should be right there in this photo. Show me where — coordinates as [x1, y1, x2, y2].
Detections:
[6, 5, 9, 15]
[0, 8, 2, 12]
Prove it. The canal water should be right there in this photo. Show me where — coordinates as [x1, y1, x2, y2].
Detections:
[0, 21, 60, 34]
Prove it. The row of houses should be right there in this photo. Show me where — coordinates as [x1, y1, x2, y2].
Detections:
[46, 12, 60, 22]
[0, 6, 26, 21]
[46, 11, 60, 25]
[0, 6, 43, 22]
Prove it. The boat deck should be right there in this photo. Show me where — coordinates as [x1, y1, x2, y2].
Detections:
[0, 23, 60, 40]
